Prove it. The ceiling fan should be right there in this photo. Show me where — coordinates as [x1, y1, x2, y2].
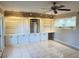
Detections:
[42, 2, 71, 14]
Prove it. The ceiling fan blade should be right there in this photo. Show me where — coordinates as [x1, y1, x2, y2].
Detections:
[57, 5, 65, 9]
[58, 9, 71, 11]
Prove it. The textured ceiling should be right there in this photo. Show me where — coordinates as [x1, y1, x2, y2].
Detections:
[0, 1, 79, 15]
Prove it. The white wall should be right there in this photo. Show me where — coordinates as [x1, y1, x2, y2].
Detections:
[54, 12, 79, 49]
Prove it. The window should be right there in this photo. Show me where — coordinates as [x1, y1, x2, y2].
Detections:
[54, 19, 65, 28]
[65, 16, 76, 28]
[54, 16, 76, 29]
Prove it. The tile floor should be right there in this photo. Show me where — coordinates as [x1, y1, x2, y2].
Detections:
[2, 40, 79, 58]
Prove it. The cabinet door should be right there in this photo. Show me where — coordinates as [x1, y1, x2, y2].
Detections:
[5, 35, 9, 46]
[23, 19, 30, 34]
[6, 35, 17, 46]
[23, 34, 29, 44]
[41, 33, 48, 41]
[29, 33, 35, 43]
[29, 33, 41, 43]
[40, 18, 53, 33]
[32, 33, 40, 42]
[34, 33, 40, 42]
[18, 34, 29, 45]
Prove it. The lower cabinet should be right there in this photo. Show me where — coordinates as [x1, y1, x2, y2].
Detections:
[29, 33, 40, 43]
[40, 33, 48, 41]
[35, 33, 41, 42]
[5, 33, 48, 46]
[5, 35, 17, 46]
[17, 34, 29, 45]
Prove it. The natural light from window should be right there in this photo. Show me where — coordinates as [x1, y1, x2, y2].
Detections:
[54, 16, 76, 29]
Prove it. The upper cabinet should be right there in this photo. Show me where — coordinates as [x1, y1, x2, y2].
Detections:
[5, 16, 54, 35]
[23, 18, 30, 34]
[40, 18, 54, 33]
[4, 17, 30, 35]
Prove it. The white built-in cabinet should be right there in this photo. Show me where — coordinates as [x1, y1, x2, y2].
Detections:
[40, 18, 52, 41]
[18, 34, 29, 45]
[40, 33, 48, 41]
[5, 35, 17, 46]
[29, 33, 40, 43]
[5, 17, 30, 45]
[5, 17, 54, 46]
[40, 18, 53, 33]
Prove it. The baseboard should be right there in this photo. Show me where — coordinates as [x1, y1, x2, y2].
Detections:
[54, 39, 79, 51]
